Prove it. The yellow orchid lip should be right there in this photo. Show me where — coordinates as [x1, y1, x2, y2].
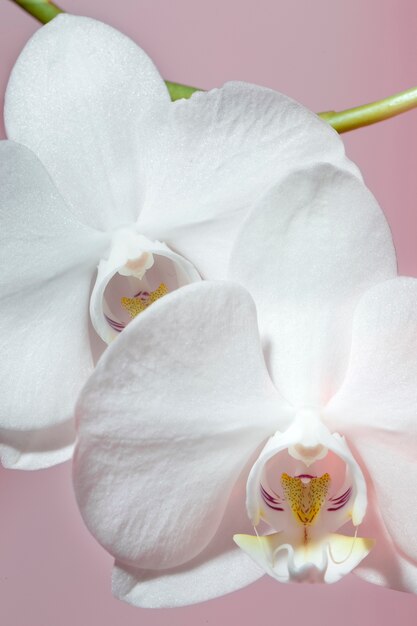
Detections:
[241, 409, 372, 583]
[237, 449, 373, 583]
[234, 531, 374, 584]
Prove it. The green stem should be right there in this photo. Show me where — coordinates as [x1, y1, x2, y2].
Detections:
[164, 80, 200, 102]
[318, 86, 417, 132]
[11, 0, 63, 23]
[10, 0, 417, 133]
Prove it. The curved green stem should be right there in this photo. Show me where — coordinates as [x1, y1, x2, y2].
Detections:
[11, 0, 63, 23]
[164, 80, 200, 102]
[10, 0, 417, 133]
[318, 87, 417, 132]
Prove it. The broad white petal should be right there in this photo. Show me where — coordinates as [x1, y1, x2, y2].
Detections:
[111, 474, 264, 608]
[138, 82, 360, 279]
[352, 480, 417, 593]
[235, 531, 372, 584]
[229, 164, 396, 407]
[325, 278, 417, 562]
[356, 554, 417, 594]
[113, 550, 262, 609]
[5, 15, 170, 230]
[74, 282, 289, 570]
[344, 436, 417, 566]
[0, 141, 107, 468]
[325, 277, 417, 433]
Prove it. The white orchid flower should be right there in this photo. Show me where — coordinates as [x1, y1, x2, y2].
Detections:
[73, 164, 416, 608]
[0, 15, 357, 470]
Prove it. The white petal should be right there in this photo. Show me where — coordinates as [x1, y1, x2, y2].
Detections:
[112, 550, 262, 609]
[0, 141, 107, 468]
[356, 556, 417, 594]
[138, 82, 360, 279]
[348, 437, 417, 565]
[325, 277, 417, 433]
[111, 474, 264, 608]
[5, 15, 170, 230]
[74, 282, 289, 570]
[235, 531, 373, 584]
[353, 486, 417, 593]
[229, 164, 396, 407]
[356, 545, 417, 593]
[325, 278, 417, 562]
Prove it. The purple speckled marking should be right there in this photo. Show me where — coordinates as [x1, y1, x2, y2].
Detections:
[105, 314, 125, 333]
[133, 290, 151, 300]
[329, 486, 352, 503]
[260, 484, 284, 511]
[327, 486, 352, 511]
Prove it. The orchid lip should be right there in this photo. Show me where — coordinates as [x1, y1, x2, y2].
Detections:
[260, 475, 353, 517]
[238, 410, 371, 584]
[89, 227, 201, 344]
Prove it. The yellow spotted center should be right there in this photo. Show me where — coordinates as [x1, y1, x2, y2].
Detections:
[121, 283, 168, 319]
[281, 473, 331, 526]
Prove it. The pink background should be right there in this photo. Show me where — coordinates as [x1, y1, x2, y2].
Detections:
[1, 0, 417, 624]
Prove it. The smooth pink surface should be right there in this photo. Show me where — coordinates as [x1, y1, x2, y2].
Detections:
[1, 1, 417, 624]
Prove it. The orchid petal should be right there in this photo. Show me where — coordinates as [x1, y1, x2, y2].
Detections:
[229, 164, 396, 407]
[0, 141, 107, 468]
[138, 83, 360, 279]
[343, 437, 417, 566]
[325, 278, 417, 562]
[357, 549, 417, 595]
[111, 474, 263, 608]
[325, 277, 417, 433]
[74, 282, 289, 570]
[5, 15, 170, 230]
[112, 550, 262, 609]
[353, 485, 417, 593]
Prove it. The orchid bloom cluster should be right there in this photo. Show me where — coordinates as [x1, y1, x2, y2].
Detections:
[0, 15, 356, 469]
[73, 162, 417, 607]
[2, 13, 417, 612]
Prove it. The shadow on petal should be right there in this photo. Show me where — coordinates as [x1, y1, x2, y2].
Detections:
[112, 456, 266, 608]
[0, 419, 75, 470]
[348, 439, 417, 592]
